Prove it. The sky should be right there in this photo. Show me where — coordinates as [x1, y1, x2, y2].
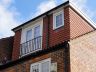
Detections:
[0, 0, 96, 39]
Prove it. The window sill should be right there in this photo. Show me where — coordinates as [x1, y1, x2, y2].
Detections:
[53, 24, 64, 30]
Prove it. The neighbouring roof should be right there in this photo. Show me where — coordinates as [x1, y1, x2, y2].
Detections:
[12, 1, 96, 32]
[0, 36, 14, 64]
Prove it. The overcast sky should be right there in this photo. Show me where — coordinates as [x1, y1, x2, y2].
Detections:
[0, 0, 96, 39]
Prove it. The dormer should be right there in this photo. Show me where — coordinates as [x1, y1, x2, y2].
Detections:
[12, 1, 95, 61]
[20, 19, 43, 57]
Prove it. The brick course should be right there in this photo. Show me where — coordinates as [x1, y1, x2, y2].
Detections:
[49, 7, 70, 47]
[43, 7, 70, 48]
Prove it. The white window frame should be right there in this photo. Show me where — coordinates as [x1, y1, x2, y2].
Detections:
[20, 24, 42, 56]
[21, 20, 43, 44]
[53, 10, 64, 30]
[20, 20, 43, 57]
[30, 58, 51, 72]
[25, 24, 42, 42]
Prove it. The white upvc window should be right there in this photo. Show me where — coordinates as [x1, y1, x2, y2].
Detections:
[20, 22, 43, 57]
[30, 58, 51, 72]
[53, 10, 64, 30]
[26, 25, 41, 42]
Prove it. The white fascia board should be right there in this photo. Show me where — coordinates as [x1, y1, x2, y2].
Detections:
[69, 2, 96, 29]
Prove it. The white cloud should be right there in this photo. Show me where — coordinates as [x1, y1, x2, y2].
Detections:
[70, 0, 87, 9]
[31, 0, 57, 18]
[32, 0, 96, 22]
[69, 0, 96, 23]
[0, 0, 13, 6]
[70, 0, 89, 15]
[0, 0, 20, 39]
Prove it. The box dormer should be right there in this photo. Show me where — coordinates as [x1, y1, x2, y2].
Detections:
[20, 19, 43, 57]
[12, 1, 95, 60]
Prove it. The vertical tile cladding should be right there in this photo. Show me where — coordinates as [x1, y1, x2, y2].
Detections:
[12, 29, 22, 61]
[69, 7, 94, 39]
[49, 7, 70, 47]
[42, 16, 49, 49]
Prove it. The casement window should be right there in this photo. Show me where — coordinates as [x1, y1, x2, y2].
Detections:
[34, 25, 40, 38]
[34, 25, 41, 50]
[20, 24, 42, 56]
[30, 58, 51, 72]
[53, 10, 64, 29]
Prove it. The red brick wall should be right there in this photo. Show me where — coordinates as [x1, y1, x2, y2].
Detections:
[49, 6, 94, 46]
[12, 29, 22, 61]
[43, 7, 70, 48]
[50, 7, 70, 47]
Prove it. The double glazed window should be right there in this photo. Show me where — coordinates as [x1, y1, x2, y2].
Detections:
[26, 25, 40, 41]
[53, 10, 64, 29]
[30, 59, 51, 72]
[20, 25, 42, 56]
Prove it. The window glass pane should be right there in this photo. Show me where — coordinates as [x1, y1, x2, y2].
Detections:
[34, 25, 40, 38]
[41, 61, 50, 72]
[56, 13, 63, 27]
[26, 29, 32, 41]
[34, 25, 40, 50]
